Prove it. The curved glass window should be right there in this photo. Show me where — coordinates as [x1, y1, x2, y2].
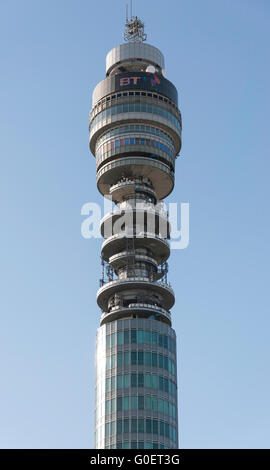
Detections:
[95, 135, 175, 165]
[113, 373, 177, 398]
[96, 124, 175, 148]
[107, 329, 176, 353]
[90, 103, 181, 131]
[106, 351, 175, 375]
[106, 418, 177, 442]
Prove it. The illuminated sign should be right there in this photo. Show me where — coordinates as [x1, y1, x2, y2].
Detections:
[119, 74, 161, 88]
[115, 72, 178, 104]
[93, 72, 178, 105]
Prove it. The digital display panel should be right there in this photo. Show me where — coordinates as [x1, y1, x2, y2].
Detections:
[93, 72, 178, 106]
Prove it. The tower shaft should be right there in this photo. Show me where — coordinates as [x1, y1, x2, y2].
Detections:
[90, 36, 182, 449]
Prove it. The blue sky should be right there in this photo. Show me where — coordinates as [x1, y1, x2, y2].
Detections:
[0, 0, 269, 449]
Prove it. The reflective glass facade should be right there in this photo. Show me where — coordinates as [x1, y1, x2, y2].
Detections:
[91, 36, 181, 451]
[90, 102, 181, 131]
[95, 318, 178, 449]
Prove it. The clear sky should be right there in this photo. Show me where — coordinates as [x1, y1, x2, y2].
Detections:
[0, 0, 269, 449]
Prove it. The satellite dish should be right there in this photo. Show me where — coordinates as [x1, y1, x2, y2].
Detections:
[162, 68, 166, 78]
[146, 65, 156, 73]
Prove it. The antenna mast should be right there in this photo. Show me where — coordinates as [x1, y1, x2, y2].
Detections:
[124, 1, 147, 43]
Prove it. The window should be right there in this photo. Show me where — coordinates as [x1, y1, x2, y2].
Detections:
[164, 401, 169, 415]
[124, 330, 129, 344]
[111, 398, 116, 412]
[138, 419, 144, 433]
[145, 374, 151, 388]
[117, 420, 122, 434]
[131, 396, 137, 410]
[159, 354, 163, 369]
[117, 397, 122, 411]
[131, 330, 137, 343]
[152, 375, 158, 389]
[117, 375, 123, 389]
[111, 354, 116, 369]
[131, 374, 137, 387]
[138, 330, 144, 343]
[152, 353, 157, 367]
[138, 374, 144, 387]
[106, 356, 110, 370]
[145, 330, 151, 344]
[164, 356, 168, 371]
[138, 351, 144, 365]
[146, 419, 152, 434]
[106, 335, 110, 348]
[152, 332, 157, 345]
[111, 376, 115, 391]
[105, 423, 110, 437]
[152, 397, 158, 411]
[138, 396, 144, 410]
[111, 421, 115, 435]
[111, 333, 116, 346]
[124, 419, 129, 434]
[131, 351, 137, 365]
[164, 378, 168, 392]
[124, 374, 130, 388]
[105, 400, 110, 414]
[145, 396, 151, 410]
[160, 421, 164, 436]
[131, 418, 137, 433]
[123, 396, 129, 410]
[153, 420, 158, 434]
[117, 331, 124, 345]
[145, 352, 151, 366]
[117, 352, 123, 367]
[158, 398, 164, 413]
[124, 351, 130, 366]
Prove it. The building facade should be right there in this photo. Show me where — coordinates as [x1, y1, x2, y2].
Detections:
[89, 16, 182, 449]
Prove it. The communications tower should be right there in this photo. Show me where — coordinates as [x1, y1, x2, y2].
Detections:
[90, 12, 182, 449]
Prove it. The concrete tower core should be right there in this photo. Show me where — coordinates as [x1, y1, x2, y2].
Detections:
[89, 15, 182, 449]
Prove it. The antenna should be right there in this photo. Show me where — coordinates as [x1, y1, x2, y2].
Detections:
[124, 0, 147, 43]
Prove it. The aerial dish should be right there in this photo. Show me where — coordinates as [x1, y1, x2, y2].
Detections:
[146, 65, 155, 73]
[162, 68, 166, 78]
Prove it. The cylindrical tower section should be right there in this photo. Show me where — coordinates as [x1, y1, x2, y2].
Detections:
[91, 18, 181, 449]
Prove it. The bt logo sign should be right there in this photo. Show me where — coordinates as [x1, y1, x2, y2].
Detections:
[119, 74, 161, 88]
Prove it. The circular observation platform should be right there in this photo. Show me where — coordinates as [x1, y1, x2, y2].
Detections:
[97, 278, 175, 311]
[100, 207, 170, 239]
[109, 180, 157, 203]
[101, 232, 170, 265]
[108, 251, 158, 270]
[100, 303, 172, 327]
[96, 156, 175, 201]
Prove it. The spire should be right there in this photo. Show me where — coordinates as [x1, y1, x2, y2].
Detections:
[124, 1, 147, 43]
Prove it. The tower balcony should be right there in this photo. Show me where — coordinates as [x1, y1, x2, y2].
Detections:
[108, 251, 158, 270]
[100, 303, 172, 326]
[96, 155, 174, 200]
[101, 232, 170, 265]
[100, 206, 170, 239]
[96, 277, 175, 312]
[109, 179, 157, 203]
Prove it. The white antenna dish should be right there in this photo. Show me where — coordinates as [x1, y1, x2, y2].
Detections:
[162, 68, 166, 78]
[146, 65, 155, 73]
